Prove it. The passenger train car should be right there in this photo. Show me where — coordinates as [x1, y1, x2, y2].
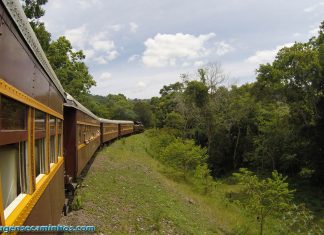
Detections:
[0, 0, 139, 229]
[0, 0, 65, 227]
[64, 94, 101, 179]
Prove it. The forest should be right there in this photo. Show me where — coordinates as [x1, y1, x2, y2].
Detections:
[23, 0, 324, 233]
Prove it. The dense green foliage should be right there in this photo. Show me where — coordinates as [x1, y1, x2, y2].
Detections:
[147, 129, 323, 233]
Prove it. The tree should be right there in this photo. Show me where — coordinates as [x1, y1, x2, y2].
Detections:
[165, 111, 185, 130]
[133, 101, 153, 127]
[254, 25, 324, 181]
[22, 0, 48, 20]
[197, 63, 226, 94]
[47, 37, 96, 100]
[234, 168, 294, 235]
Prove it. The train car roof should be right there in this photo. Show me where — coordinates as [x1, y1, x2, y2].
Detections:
[99, 118, 134, 124]
[2, 0, 65, 97]
[114, 120, 134, 124]
[64, 93, 99, 120]
[99, 118, 120, 124]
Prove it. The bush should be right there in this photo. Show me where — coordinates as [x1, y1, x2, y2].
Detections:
[160, 138, 207, 178]
[233, 168, 294, 235]
[194, 163, 217, 194]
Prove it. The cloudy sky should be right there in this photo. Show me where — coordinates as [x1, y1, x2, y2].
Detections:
[42, 0, 324, 99]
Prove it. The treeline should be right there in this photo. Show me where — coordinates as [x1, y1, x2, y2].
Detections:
[87, 94, 153, 126]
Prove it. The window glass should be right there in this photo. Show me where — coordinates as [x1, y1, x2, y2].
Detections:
[0, 95, 27, 130]
[0, 142, 28, 209]
[57, 119, 62, 157]
[49, 116, 57, 164]
[57, 134, 62, 157]
[35, 110, 46, 176]
[35, 110, 45, 131]
[49, 116, 56, 134]
[50, 135, 56, 163]
[35, 138, 45, 176]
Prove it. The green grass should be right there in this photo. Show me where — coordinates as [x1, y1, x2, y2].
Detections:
[60, 133, 323, 234]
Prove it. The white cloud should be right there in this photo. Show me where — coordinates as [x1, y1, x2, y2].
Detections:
[293, 33, 300, 37]
[76, 0, 101, 9]
[142, 33, 216, 68]
[51, 1, 63, 9]
[93, 51, 118, 64]
[94, 56, 108, 64]
[107, 50, 119, 61]
[64, 25, 88, 49]
[214, 41, 234, 56]
[194, 61, 204, 67]
[99, 72, 112, 81]
[130, 22, 139, 33]
[245, 43, 294, 65]
[83, 49, 95, 60]
[137, 81, 146, 87]
[128, 54, 140, 62]
[309, 27, 319, 37]
[110, 24, 123, 32]
[63, 27, 119, 65]
[91, 40, 115, 51]
[88, 32, 119, 64]
[304, 2, 324, 12]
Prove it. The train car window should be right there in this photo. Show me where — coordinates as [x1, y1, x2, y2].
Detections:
[0, 95, 28, 146]
[35, 110, 46, 176]
[0, 95, 27, 131]
[57, 119, 62, 157]
[0, 142, 29, 210]
[0, 96, 29, 210]
[77, 125, 82, 144]
[49, 116, 56, 164]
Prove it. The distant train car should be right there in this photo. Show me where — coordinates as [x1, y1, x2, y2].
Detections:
[99, 118, 119, 144]
[0, 0, 65, 227]
[134, 121, 145, 133]
[64, 94, 101, 179]
[118, 120, 134, 136]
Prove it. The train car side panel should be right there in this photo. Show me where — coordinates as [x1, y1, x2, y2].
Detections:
[63, 107, 77, 179]
[102, 123, 119, 143]
[76, 110, 100, 177]
[24, 163, 64, 226]
[120, 123, 134, 136]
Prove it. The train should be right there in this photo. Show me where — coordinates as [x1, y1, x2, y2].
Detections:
[0, 0, 143, 229]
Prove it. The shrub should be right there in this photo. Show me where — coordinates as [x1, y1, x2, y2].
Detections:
[160, 138, 207, 178]
[194, 163, 217, 194]
[233, 168, 294, 235]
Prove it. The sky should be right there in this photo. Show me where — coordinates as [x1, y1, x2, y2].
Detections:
[42, 0, 324, 99]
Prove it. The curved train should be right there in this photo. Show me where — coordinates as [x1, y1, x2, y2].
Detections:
[0, 0, 143, 228]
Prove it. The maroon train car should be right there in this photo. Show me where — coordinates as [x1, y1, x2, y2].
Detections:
[63, 94, 101, 179]
[99, 119, 119, 144]
[0, 0, 65, 227]
[118, 120, 134, 137]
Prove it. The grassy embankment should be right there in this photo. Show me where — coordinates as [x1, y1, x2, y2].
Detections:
[60, 132, 323, 234]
